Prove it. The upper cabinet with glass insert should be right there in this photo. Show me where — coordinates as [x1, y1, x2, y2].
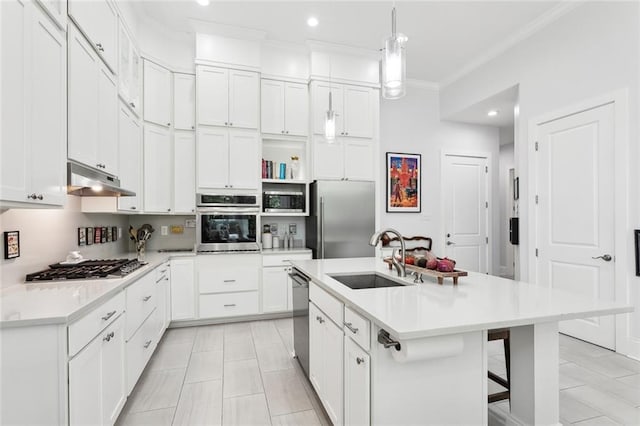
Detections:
[118, 21, 141, 116]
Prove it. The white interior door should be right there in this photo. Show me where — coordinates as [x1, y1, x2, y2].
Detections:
[536, 103, 615, 349]
[442, 154, 489, 273]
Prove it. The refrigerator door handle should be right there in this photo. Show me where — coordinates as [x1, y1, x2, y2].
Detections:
[320, 196, 325, 259]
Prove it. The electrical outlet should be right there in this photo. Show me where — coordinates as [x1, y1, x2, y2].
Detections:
[161, 226, 168, 236]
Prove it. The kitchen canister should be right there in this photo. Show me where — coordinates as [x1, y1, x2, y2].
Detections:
[262, 232, 273, 249]
[272, 236, 281, 249]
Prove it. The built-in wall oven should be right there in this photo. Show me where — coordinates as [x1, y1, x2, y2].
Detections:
[196, 194, 260, 252]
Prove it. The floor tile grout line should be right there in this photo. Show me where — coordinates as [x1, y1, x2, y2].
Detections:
[253, 322, 275, 425]
[168, 330, 196, 426]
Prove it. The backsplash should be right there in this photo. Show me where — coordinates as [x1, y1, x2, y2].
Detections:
[0, 196, 129, 288]
[128, 215, 197, 252]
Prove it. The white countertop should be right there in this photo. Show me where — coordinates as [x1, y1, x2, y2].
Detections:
[291, 258, 633, 340]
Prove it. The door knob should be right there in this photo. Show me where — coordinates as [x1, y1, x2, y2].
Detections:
[446, 241, 456, 246]
[592, 254, 612, 262]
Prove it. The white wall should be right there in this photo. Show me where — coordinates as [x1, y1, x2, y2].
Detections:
[498, 140, 514, 276]
[440, 2, 639, 356]
[137, 17, 195, 73]
[379, 84, 500, 272]
[0, 197, 129, 288]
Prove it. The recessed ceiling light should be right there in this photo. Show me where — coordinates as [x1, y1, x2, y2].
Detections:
[487, 110, 499, 117]
[196, 0, 210, 6]
[307, 17, 319, 27]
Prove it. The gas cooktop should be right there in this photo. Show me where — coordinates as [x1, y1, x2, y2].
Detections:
[25, 259, 145, 282]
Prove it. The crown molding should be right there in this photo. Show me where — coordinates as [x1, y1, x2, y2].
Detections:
[440, 1, 583, 88]
[407, 79, 439, 91]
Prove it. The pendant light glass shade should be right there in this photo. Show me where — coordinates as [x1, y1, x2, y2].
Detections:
[381, 7, 407, 99]
[325, 91, 336, 141]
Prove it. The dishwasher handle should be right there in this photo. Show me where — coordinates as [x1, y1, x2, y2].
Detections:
[289, 268, 310, 288]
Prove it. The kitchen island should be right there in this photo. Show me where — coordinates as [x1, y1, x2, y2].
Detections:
[291, 257, 632, 425]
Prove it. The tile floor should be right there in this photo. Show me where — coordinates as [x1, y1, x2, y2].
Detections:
[117, 318, 640, 425]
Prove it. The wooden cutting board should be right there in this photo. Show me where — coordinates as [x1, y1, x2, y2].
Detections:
[383, 257, 468, 285]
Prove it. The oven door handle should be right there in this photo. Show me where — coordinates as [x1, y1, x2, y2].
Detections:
[196, 207, 260, 214]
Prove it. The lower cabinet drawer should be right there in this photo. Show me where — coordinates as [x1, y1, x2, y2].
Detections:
[126, 272, 156, 339]
[126, 308, 158, 395]
[69, 291, 125, 357]
[344, 306, 371, 351]
[199, 292, 259, 319]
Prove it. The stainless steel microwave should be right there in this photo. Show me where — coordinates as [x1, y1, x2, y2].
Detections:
[263, 191, 305, 213]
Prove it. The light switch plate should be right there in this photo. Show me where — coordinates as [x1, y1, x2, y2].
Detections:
[161, 226, 168, 236]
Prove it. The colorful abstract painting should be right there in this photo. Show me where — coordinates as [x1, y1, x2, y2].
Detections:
[386, 152, 421, 212]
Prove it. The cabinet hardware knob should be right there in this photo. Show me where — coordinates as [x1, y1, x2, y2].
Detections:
[103, 331, 115, 342]
[345, 132, 349, 136]
[191, 126, 195, 130]
[224, 303, 236, 307]
[131, 206, 136, 209]
[102, 311, 116, 321]
[143, 295, 152, 301]
[167, 123, 171, 126]
[281, 130, 285, 133]
[143, 340, 152, 349]
[37, 194, 43, 200]
[229, 122, 233, 126]
[344, 322, 359, 334]
[286, 130, 289, 134]
[28, 193, 37, 199]
[167, 208, 171, 212]
[356, 357, 365, 365]
[225, 122, 228, 126]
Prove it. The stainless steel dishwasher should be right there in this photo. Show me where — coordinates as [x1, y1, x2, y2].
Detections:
[290, 267, 310, 377]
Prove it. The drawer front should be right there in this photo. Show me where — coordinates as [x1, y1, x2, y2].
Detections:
[126, 308, 158, 395]
[344, 306, 371, 351]
[125, 272, 156, 339]
[262, 252, 311, 267]
[69, 291, 125, 356]
[199, 266, 259, 294]
[309, 281, 343, 327]
[156, 262, 170, 283]
[199, 291, 259, 319]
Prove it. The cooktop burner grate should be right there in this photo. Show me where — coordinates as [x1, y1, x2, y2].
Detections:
[25, 259, 144, 282]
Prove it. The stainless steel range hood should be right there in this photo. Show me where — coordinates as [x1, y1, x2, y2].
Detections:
[67, 162, 135, 197]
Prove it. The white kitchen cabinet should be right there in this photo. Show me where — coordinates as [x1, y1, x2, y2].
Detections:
[312, 81, 372, 138]
[174, 131, 196, 213]
[262, 266, 290, 313]
[197, 65, 259, 129]
[174, 73, 196, 130]
[170, 258, 196, 321]
[118, 21, 141, 116]
[126, 307, 158, 394]
[117, 102, 142, 212]
[1, 0, 66, 207]
[309, 301, 344, 426]
[143, 59, 172, 127]
[68, 0, 117, 72]
[69, 314, 125, 426]
[144, 123, 173, 213]
[197, 127, 259, 191]
[155, 262, 171, 335]
[261, 79, 308, 136]
[68, 22, 118, 176]
[313, 136, 374, 181]
[35, 0, 67, 29]
[344, 336, 370, 426]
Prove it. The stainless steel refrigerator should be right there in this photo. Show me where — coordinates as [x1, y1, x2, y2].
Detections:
[306, 180, 375, 259]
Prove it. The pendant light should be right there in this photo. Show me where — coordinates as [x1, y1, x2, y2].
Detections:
[325, 57, 336, 142]
[381, 6, 408, 99]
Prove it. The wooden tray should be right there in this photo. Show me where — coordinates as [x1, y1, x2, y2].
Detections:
[383, 258, 468, 285]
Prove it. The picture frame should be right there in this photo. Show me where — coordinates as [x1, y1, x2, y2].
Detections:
[386, 152, 421, 213]
[101, 227, 107, 243]
[514, 177, 520, 201]
[94, 227, 102, 244]
[635, 229, 640, 277]
[112, 226, 118, 241]
[78, 228, 87, 246]
[3, 231, 20, 259]
[86, 227, 94, 245]
[106, 227, 112, 242]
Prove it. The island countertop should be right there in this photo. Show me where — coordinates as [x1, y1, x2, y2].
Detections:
[290, 257, 633, 340]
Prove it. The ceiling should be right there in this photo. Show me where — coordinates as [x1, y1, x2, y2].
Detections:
[449, 85, 519, 128]
[133, 1, 563, 84]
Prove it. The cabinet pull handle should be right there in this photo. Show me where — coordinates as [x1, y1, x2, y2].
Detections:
[130, 102, 136, 108]
[144, 340, 152, 348]
[316, 316, 324, 324]
[356, 357, 365, 365]
[102, 311, 116, 321]
[37, 194, 43, 200]
[103, 331, 115, 342]
[167, 123, 171, 126]
[155, 277, 165, 283]
[96, 43, 104, 52]
[344, 322, 359, 334]
[143, 295, 152, 301]
[224, 303, 236, 307]
[223, 279, 236, 283]
[225, 122, 228, 126]
[131, 206, 136, 209]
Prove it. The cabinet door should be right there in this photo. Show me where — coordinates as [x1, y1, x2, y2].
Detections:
[174, 131, 196, 213]
[0, 0, 28, 203]
[284, 82, 308, 136]
[69, 334, 101, 426]
[68, 0, 116, 71]
[229, 69, 259, 129]
[143, 59, 172, 127]
[343, 86, 372, 138]
[197, 126, 229, 190]
[174, 73, 196, 130]
[35, 0, 67, 29]
[155, 277, 168, 338]
[262, 267, 289, 313]
[197, 66, 229, 127]
[228, 130, 259, 190]
[313, 137, 344, 180]
[308, 302, 324, 395]
[118, 23, 132, 105]
[98, 66, 118, 175]
[29, 4, 66, 205]
[143, 124, 172, 213]
[170, 258, 195, 321]
[324, 319, 344, 426]
[344, 139, 374, 181]
[101, 315, 125, 426]
[344, 337, 370, 426]
[312, 83, 343, 136]
[261, 79, 285, 135]
[68, 23, 99, 169]
[117, 103, 142, 212]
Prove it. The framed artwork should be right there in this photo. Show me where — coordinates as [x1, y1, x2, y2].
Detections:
[635, 230, 640, 277]
[86, 227, 94, 245]
[94, 227, 102, 244]
[112, 226, 118, 241]
[106, 227, 112, 242]
[4, 231, 20, 259]
[78, 228, 86, 246]
[386, 152, 421, 213]
[101, 227, 107, 243]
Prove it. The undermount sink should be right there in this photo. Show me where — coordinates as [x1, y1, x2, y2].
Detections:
[329, 273, 408, 290]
